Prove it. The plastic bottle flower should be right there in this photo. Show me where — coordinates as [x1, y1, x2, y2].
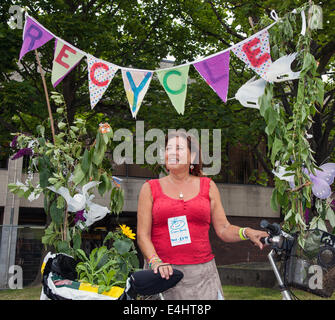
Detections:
[273, 163, 335, 200]
[47, 181, 110, 228]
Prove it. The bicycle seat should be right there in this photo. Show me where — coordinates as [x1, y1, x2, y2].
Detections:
[128, 268, 184, 296]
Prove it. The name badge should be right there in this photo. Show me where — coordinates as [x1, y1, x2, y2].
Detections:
[168, 215, 192, 247]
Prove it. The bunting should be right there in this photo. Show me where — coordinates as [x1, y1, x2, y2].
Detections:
[194, 51, 230, 102]
[19, 16, 54, 60]
[156, 65, 190, 115]
[121, 70, 153, 118]
[231, 29, 272, 80]
[87, 55, 118, 109]
[19, 11, 296, 117]
[51, 39, 84, 87]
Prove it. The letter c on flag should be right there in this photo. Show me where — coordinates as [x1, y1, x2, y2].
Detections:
[163, 70, 186, 95]
[90, 62, 109, 87]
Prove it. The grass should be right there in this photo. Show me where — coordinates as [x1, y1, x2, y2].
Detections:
[0, 285, 334, 300]
[0, 285, 42, 300]
[222, 285, 335, 300]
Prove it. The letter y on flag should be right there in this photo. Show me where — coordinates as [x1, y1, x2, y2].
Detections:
[122, 70, 153, 118]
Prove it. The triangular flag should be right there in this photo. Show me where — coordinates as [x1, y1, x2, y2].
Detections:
[194, 51, 230, 102]
[87, 56, 118, 109]
[19, 16, 54, 60]
[232, 30, 272, 80]
[156, 65, 190, 114]
[51, 39, 84, 87]
[121, 70, 153, 118]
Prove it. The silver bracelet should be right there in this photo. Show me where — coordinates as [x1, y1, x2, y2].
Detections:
[242, 227, 249, 240]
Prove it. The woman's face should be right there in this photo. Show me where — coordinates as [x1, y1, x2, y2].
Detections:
[165, 136, 190, 172]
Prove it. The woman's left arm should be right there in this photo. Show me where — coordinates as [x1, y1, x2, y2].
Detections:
[209, 180, 268, 249]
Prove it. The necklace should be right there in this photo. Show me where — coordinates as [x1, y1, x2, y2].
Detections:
[168, 175, 188, 200]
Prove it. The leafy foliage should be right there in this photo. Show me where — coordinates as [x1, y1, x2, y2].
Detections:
[257, 3, 335, 245]
[8, 93, 124, 258]
[76, 226, 139, 292]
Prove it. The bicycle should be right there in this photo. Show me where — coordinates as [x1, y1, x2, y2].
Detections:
[40, 252, 183, 300]
[259, 219, 335, 300]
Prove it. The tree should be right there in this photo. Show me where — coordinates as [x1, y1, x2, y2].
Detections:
[1, 0, 334, 186]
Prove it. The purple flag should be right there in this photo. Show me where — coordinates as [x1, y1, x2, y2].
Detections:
[19, 16, 54, 60]
[194, 51, 230, 102]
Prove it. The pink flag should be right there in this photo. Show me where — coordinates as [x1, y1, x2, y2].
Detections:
[193, 51, 230, 102]
[19, 16, 54, 60]
[232, 30, 272, 80]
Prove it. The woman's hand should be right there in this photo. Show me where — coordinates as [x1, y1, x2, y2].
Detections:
[245, 228, 269, 249]
[152, 262, 173, 280]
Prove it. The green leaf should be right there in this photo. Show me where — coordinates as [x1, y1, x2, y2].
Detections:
[72, 164, 85, 186]
[56, 195, 65, 209]
[113, 239, 132, 255]
[270, 189, 279, 212]
[98, 173, 110, 196]
[317, 219, 328, 232]
[270, 137, 283, 166]
[57, 240, 71, 254]
[58, 122, 66, 130]
[76, 249, 88, 262]
[50, 200, 64, 226]
[72, 232, 82, 250]
[326, 208, 335, 228]
[36, 125, 45, 137]
[81, 149, 91, 174]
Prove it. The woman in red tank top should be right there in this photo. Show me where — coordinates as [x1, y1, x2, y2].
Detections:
[137, 131, 268, 300]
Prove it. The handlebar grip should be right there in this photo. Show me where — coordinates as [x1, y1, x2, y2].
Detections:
[260, 237, 272, 246]
[260, 219, 281, 236]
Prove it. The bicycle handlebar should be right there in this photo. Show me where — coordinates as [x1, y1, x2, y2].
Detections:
[260, 219, 281, 236]
[259, 219, 295, 251]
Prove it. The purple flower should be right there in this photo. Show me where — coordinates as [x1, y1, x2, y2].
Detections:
[303, 163, 335, 199]
[11, 148, 33, 160]
[10, 135, 18, 148]
[74, 209, 86, 223]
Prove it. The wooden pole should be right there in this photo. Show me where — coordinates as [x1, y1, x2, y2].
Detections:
[34, 49, 56, 144]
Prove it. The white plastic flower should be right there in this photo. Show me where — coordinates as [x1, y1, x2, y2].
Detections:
[47, 181, 110, 228]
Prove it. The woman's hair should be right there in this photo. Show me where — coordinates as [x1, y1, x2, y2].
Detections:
[165, 131, 203, 177]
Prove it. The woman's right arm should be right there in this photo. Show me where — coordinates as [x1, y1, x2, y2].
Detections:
[137, 182, 173, 279]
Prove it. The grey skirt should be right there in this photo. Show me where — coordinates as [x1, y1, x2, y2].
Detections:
[144, 258, 224, 300]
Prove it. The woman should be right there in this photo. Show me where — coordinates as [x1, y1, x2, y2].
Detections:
[137, 132, 268, 300]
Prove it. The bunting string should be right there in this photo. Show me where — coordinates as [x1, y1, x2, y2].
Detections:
[19, 10, 288, 117]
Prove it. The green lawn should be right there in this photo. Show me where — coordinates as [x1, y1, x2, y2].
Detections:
[0, 285, 334, 300]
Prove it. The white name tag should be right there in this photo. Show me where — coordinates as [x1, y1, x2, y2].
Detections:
[168, 215, 192, 247]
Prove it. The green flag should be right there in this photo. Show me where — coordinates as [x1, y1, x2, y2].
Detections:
[156, 65, 189, 114]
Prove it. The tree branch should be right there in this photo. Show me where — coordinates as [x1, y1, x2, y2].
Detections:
[315, 40, 335, 74]
[207, 0, 245, 41]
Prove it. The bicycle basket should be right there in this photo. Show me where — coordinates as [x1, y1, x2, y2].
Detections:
[284, 229, 335, 298]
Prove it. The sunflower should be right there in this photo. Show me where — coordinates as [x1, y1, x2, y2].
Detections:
[119, 224, 136, 240]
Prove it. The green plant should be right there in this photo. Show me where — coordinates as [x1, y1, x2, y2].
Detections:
[8, 92, 124, 258]
[258, 2, 335, 246]
[75, 225, 139, 293]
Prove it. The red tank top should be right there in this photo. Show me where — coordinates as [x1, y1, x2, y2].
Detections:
[147, 177, 214, 265]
